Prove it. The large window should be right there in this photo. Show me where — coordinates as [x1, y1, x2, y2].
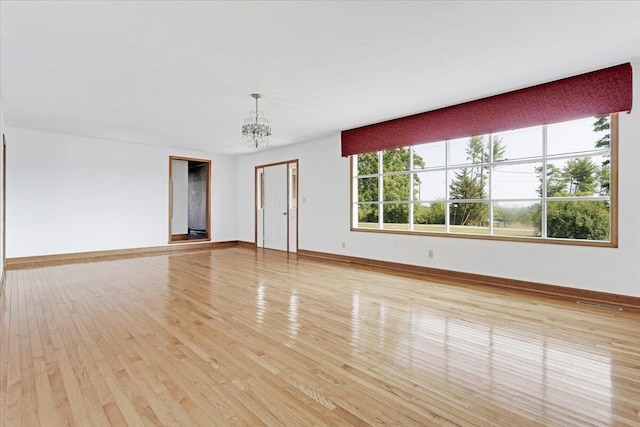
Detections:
[352, 114, 616, 245]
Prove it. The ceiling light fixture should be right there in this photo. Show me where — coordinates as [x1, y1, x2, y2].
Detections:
[242, 93, 271, 149]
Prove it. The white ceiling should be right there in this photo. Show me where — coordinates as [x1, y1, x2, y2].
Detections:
[1, 1, 639, 155]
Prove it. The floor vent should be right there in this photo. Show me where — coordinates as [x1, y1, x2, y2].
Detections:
[577, 300, 622, 311]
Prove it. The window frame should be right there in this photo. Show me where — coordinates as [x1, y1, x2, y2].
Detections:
[350, 114, 618, 248]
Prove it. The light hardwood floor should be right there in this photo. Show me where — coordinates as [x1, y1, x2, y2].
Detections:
[1, 247, 639, 426]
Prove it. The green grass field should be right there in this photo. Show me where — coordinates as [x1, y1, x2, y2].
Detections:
[357, 222, 537, 237]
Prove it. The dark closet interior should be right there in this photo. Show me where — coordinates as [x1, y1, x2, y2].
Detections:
[187, 161, 207, 239]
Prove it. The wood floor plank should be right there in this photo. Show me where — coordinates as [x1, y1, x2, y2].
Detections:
[6, 271, 24, 426]
[29, 271, 64, 427]
[41, 266, 142, 426]
[1, 247, 640, 426]
[0, 271, 15, 427]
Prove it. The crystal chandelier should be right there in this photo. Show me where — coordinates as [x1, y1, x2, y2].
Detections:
[241, 93, 271, 149]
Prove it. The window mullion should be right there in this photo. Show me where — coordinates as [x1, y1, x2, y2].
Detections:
[445, 140, 450, 233]
[409, 147, 414, 231]
[542, 125, 548, 238]
[378, 151, 383, 229]
[488, 134, 494, 236]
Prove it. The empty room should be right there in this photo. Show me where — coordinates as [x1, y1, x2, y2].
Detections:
[1, 1, 639, 426]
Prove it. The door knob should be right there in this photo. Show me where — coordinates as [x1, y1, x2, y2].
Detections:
[283, 212, 287, 215]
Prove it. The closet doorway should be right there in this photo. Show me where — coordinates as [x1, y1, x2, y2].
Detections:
[255, 160, 298, 252]
[169, 156, 211, 243]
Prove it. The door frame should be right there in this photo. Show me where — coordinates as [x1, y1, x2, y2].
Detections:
[2, 134, 6, 271]
[254, 159, 298, 252]
[168, 156, 211, 244]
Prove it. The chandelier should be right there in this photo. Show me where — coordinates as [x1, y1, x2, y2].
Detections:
[241, 93, 271, 149]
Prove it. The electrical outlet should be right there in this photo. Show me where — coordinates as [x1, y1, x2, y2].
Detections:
[341, 241, 346, 248]
[427, 249, 434, 259]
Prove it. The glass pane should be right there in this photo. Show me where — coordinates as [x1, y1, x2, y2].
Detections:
[413, 141, 445, 169]
[358, 177, 379, 202]
[492, 162, 542, 200]
[356, 152, 378, 176]
[289, 167, 297, 209]
[383, 174, 411, 202]
[493, 125, 542, 162]
[542, 160, 566, 197]
[382, 203, 410, 230]
[449, 166, 488, 200]
[449, 202, 489, 234]
[546, 200, 610, 241]
[449, 135, 489, 166]
[382, 148, 411, 173]
[258, 171, 264, 209]
[493, 201, 540, 238]
[546, 156, 607, 197]
[357, 203, 378, 228]
[415, 170, 446, 201]
[547, 116, 609, 156]
[594, 156, 611, 196]
[414, 202, 446, 233]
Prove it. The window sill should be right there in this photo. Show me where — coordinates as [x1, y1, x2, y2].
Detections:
[350, 227, 617, 248]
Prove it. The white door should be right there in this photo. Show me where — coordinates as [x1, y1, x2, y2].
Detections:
[263, 164, 288, 251]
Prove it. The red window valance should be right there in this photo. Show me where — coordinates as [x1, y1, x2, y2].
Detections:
[341, 63, 632, 157]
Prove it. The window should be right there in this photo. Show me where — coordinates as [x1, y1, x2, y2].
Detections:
[352, 114, 616, 245]
[289, 166, 297, 209]
[258, 170, 265, 209]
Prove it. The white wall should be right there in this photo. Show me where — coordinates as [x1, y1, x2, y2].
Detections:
[170, 159, 189, 234]
[6, 127, 237, 257]
[238, 61, 640, 298]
